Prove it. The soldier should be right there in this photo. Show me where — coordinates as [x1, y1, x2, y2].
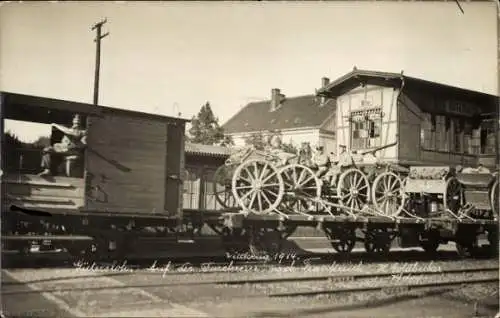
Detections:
[311, 144, 330, 181]
[267, 135, 293, 166]
[38, 115, 87, 176]
[324, 153, 341, 187]
[337, 145, 354, 168]
[298, 142, 313, 166]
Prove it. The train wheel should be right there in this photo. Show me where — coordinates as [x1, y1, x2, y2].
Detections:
[337, 168, 370, 215]
[221, 227, 248, 254]
[419, 231, 440, 254]
[213, 165, 237, 209]
[456, 241, 480, 258]
[487, 229, 498, 257]
[279, 164, 321, 213]
[490, 179, 498, 217]
[371, 172, 406, 217]
[443, 177, 463, 214]
[248, 228, 283, 257]
[330, 228, 356, 254]
[232, 159, 285, 214]
[364, 228, 392, 254]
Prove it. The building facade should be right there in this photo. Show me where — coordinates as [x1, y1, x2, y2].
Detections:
[317, 68, 498, 168]
[183, 143, 231, 211]
[222, 78, 338, 156]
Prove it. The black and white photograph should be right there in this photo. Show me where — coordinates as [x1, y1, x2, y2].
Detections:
[1, 1, 499, 317]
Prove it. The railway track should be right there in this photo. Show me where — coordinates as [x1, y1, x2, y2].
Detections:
[4, 262, 497, 295]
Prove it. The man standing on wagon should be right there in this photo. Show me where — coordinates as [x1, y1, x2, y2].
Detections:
[311, 144, 330, 184]
[38, 115, 87, 176]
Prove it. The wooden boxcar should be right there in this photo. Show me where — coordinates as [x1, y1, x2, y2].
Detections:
[1, 92, 188, 256]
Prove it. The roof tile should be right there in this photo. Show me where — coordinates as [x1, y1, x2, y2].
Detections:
[222, 95, 336, 134]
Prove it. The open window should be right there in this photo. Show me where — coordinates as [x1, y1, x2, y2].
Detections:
[3, 105, 88, 178]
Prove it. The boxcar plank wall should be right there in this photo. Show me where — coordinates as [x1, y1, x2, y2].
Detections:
[165, 123, 184, 218]
[85, 112, 169, 214]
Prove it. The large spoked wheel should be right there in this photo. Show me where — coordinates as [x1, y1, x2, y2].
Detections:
[279, 164, 321, 213]
[371, 172, 406, 217]
[213, 165, 237, 209]
[443, 177, 463, 214]
[490, 179, 498, 217]
[232, 159, 285, 214]
[337, 168, 370, 215]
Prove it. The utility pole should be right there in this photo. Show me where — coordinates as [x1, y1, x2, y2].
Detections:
[91, 18, 109, 105]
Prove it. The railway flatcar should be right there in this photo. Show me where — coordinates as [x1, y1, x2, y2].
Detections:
[215, 68, 499, 256]
[1, 92, 189, 258]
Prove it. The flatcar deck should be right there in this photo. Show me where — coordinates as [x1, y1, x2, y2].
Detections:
[186, 208, 498, 226]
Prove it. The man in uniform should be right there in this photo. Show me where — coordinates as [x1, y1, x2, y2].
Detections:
[337, 145, 354, 168]
[311, 144, 330, 182]
[267, 135, 294, 166]
[38, 115, 87, 176]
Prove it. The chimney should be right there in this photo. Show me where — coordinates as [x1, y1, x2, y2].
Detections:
[320, 77, 330, 105]
[270, 88, 281, 112]
[321, 77, 330, 88]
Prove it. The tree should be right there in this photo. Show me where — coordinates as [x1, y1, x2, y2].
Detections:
[243, 130, 298, 153]
[31, 136, 50, 149]
[244, 131, 268, 150]
[188, 102, 229, 146]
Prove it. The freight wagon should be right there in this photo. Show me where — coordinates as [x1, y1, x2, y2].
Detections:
[1, 92, 188, 258]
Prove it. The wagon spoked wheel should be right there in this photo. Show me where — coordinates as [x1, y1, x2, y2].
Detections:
[279, 164, 321, 213]
[213, 165, 237, 209]
[337, 168, 370, 215]
[443, 177, 463, 214]
[232, 159, 285, 214]
[490, 179, 498, 217]
[371, 172, 405, 217]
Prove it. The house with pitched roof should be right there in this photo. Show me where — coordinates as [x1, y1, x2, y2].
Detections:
[222, 77, 338, 155]
[315, 68, 498, 168]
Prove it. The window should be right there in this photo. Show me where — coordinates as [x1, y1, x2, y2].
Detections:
[420, 113, 436, 149]
[183, 167, 201, 209]
[203, 169, 218, 210]
[452, 118, 464, 153]
[350, 109, 382, 150]
[202, 168, 237, 210]
[480, 119, 496, 155]
[463, 121, 474, 154]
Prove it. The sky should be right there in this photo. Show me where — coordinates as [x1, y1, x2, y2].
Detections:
[0, 1, 498, 142]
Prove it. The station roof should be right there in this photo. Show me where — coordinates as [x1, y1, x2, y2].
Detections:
[316, 69, 498, 112]
[184, 142, 231, 158]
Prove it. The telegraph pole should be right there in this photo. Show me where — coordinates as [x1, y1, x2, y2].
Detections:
[91, 18, 109, 105]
